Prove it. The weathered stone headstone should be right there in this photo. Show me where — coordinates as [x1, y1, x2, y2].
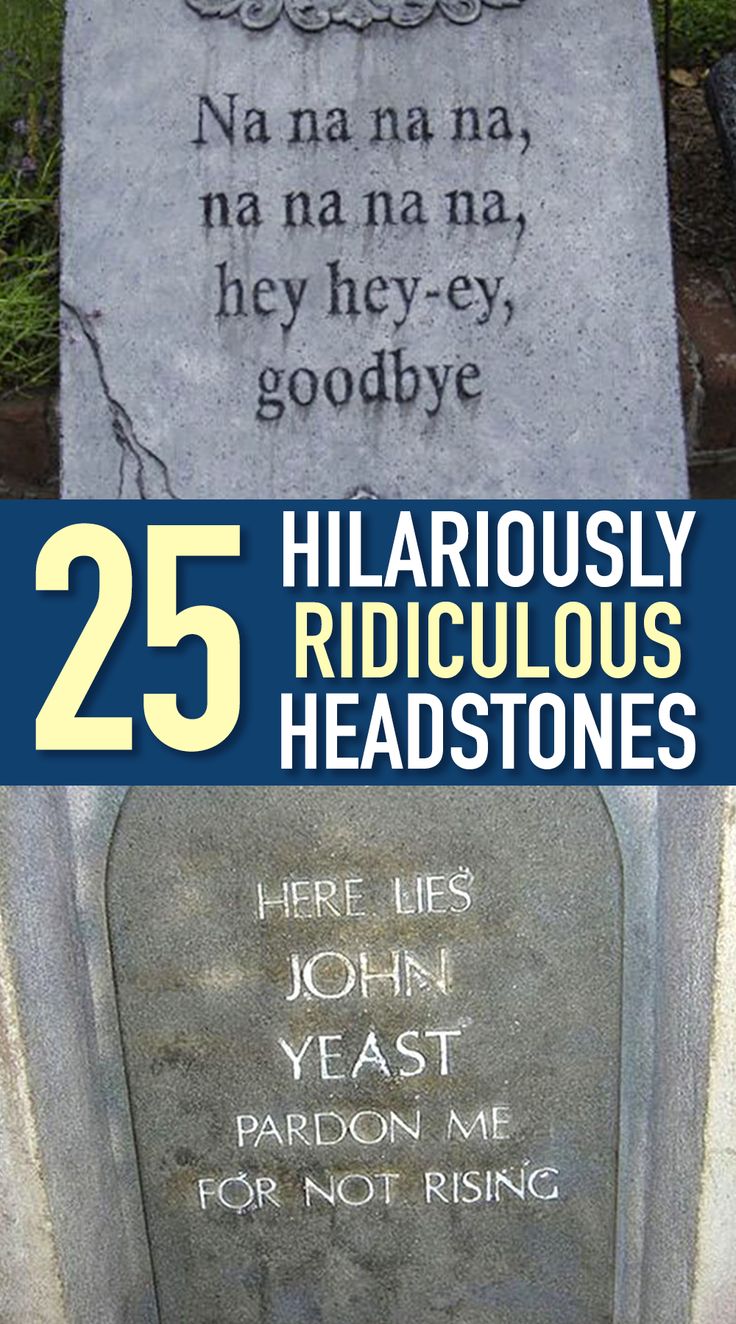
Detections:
[1, 786, 731, 1323]
[61, 0, 686, 498]
[106, 785, 621, 1323]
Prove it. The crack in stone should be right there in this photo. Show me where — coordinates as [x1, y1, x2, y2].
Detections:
[62, 301, 178, 499]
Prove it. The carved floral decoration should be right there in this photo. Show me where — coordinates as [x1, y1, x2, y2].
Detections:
[186, 0, 524, 34]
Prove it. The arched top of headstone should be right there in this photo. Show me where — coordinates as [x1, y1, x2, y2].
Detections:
[186, 0, 524, 33]
[106, 785, 623, 1324]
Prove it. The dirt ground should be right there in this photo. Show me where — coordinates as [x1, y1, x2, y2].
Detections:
[669, 79, 736, 264]
[668, 75, 736, 496]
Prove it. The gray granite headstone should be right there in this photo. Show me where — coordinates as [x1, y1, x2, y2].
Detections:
[106, 785, 621, 1323]
[62, 0, 686, 498]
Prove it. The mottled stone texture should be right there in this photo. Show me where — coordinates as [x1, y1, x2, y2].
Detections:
[107, 786, 621, 1324]
[62, 0, 685, 498]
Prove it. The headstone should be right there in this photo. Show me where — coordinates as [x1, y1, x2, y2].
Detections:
[1, 786, 730, 1323]
[61, 0, 686, 498]
[106, 785, 622, 1323]
[707, 53, 736, 196]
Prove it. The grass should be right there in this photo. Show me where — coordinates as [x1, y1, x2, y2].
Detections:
[0, 0, 64, 397]
[654, 0, 736, 66]
[0, 2, 735, 396]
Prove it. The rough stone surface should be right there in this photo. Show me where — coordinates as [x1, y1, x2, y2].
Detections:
[107, 785, 622, 1324]
[0, 909, 66, 1323]
[692, 788, 736, 1323]
[0, 788, 155, 1324]
[62, 0, 686, 499]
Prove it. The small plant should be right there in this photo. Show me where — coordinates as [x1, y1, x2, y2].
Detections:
[0, 0, 64, 397]
[654, 0, 736, 66]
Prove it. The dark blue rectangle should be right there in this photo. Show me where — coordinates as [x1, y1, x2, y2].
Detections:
[2, 500, 733, 784]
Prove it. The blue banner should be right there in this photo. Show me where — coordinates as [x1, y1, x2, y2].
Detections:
[3, 499, 734, 784]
